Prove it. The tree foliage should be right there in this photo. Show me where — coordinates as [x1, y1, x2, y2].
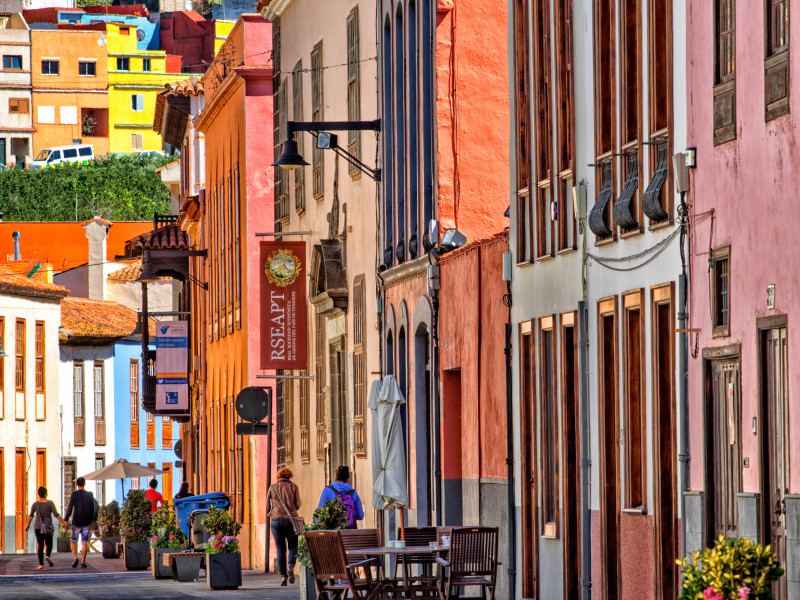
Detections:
[0, 155, 173, 222]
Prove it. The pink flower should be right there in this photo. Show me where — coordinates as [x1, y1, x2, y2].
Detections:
[704, 588, 717, 599]
[739, 588, 751, 599]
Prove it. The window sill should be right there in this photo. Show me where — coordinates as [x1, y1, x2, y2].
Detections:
[535, 254, 555, 263]
[515, 260, 534, 268]
[594, 236, 617, 247]
[712, 326, 730, 339]
[557, 246, 578, 255]
[648, 219, 674, 232]
[621, 507, 647, 515]
[620, 228, 644, 240]
[541, 522, 558, 538]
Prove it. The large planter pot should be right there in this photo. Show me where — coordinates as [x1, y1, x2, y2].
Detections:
[123, 542, 151, 570]
[207, 552, 242, 590]
[101, 536, 121, 559]
[300, 564, 317, 600]
[56, 537, 71, 554]
[151, 547, 181, 578]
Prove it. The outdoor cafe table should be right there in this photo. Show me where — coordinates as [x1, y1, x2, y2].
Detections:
[346, 546, 449, 595]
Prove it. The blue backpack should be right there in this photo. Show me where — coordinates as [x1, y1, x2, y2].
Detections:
[328, 485, 358, 529]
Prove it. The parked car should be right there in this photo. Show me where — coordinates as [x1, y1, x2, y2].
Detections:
[30, 144, 95, 169]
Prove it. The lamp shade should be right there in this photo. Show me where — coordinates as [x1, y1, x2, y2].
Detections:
[272, 138, 309, 170]
[135, 262, 161, 283]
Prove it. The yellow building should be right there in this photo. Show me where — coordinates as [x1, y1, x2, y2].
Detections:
[214, 20, 235, 55]
[106, 23, 189, 154]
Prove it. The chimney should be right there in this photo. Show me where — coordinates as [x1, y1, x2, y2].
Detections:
[82, 217, 112, 300]
[12, 231, 20, 260]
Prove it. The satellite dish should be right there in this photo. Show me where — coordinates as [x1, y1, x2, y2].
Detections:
[174, 439, 183, 460]
[235, 387, 270, 423]
[137, 28, 146, 42]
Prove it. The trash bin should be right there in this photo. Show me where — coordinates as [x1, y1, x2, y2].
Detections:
[173, 492, 231, 540]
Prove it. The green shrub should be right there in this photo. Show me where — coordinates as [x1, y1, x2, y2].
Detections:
[202, 506, 241, 554]
[120, 490, 152, 543]
[97, 500, 121, 537]
[678, 535, 785, 600]
[297, 498, 347, 567]
[151, 502, 186, 549]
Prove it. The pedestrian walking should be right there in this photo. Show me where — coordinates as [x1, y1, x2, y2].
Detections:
[146, 479, 163, 513]
[174, 482, 194, 500]
[268, 468, 302, 586]
[317, 465, 364, 529]
[64, 477, 99, 568]
[25, 486, 68, 569]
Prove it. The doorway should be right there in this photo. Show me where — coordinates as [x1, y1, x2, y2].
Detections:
[414, 325, 434, 525]
[704, 350, 741, 541]
[652, 285, 677, 600]
[16, 448, 26, 552]
[760, 322, 788, 600]
[561, 314, 580, 599]
[519, 325, 538, 599]
[329, 340, 349, 473]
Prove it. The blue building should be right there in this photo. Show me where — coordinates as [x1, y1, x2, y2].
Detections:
[26, 9, 160, 51]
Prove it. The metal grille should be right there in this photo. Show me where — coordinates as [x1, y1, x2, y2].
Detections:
[353, 277, 366, 456]
[588, 161, 613, 238]
[311, 42, 324, 199]
[716, 0, 735, 83]
[300, 376, 310, 463]
[715, 257, 729, 327]
[315, 312, 326, 461]
[292, 62, 305, 213]
[346, 7, 361, 175]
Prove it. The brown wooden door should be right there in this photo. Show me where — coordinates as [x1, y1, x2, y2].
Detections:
[561, 320, 580, 600]
[519, 329, 539, 598]
[36, 449, 46, 491]
[707, 358, 741, 540]
[762, 327, 788, 600]
[15, 448, 26, 552]
[162, 463, 172, 502]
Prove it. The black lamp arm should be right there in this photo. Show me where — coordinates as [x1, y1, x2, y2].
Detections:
[287, 119, 381, 136]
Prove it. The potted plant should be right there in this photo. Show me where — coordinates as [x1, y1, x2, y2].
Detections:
[56, 522, 71, 554]
[678, 535, 785, 600]
[150, 501, 187, 579]
[298, 498, 347, 600]
[120, 489, 152, 570]
[97, 500, 121, 558]
[203, 506, 243, 590]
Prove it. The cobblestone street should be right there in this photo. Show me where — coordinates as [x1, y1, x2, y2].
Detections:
[0, 554, 298, 599]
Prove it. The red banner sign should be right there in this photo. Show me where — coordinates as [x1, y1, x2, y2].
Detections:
[260, 241, 308, 370]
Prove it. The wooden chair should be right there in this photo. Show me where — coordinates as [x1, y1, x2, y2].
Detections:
[435, 527, 500, 600]
[339, 529, 386, 580]
[396, 527, 439, 597]
[305, 530, 384, 600]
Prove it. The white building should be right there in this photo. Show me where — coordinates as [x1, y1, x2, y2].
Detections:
[0, 12, 32, 167]
[0, 264, 67, 553]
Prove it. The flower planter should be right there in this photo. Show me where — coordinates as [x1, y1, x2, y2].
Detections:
[123, 542, 151, 570]
[207, 552, 242, 590]
[101, 536, 121, 559]
[171, 553, 203, 582]
[56, 537, 71, 554]
[151, 547, 181, 579]
[300, 564, 317, 600]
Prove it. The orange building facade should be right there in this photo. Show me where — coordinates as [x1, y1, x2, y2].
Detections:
[30, 29, 110, 156]
[182, 14, 274, 570]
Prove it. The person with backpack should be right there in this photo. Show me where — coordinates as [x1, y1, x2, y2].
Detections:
[316, 466, 364, 529]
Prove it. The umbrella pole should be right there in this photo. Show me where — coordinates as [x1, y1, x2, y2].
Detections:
[399, 509, 405, 541]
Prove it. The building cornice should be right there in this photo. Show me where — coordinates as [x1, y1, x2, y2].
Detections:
[257, 0, 292, 21]
[381, 254, 429, 287]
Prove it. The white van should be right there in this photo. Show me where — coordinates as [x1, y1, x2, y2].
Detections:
[30, 144, 95, 169]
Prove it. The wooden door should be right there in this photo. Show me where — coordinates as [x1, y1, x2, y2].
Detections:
[36, 449, 46, 491]
[15, 448, 26, 552]
[162, 463, 172, 502]
[519, 327, 539, 598]
[0, 449, 4, 553]
[561, 317, 580, 599]
[652, 292, 677, 600]
[706, 358, 741, 540]
[762, 327, 788, 600]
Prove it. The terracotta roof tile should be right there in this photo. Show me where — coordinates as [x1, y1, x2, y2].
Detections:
[0, 265, 69, 300]
[124, 223, 191, 258]
[107, 260, 173, 282]
[1, 259, 50, 281]
[60, 297, 139, 341]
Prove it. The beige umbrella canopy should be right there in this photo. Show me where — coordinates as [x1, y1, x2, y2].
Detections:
[81, 459, 164, 502]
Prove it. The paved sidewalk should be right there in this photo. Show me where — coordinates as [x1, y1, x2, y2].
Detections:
[0, 553, 299, 599]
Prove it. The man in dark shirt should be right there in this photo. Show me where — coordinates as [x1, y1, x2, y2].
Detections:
[64, 477, 98, 568]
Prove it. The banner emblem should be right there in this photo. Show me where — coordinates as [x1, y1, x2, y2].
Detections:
[265, 248, 302, 287]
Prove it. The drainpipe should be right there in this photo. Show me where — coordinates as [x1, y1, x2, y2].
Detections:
[578, 183, 592, 600]
[428, 250, 442, 527]
[502, 247, 516, 600]
[678, 190, 690, 558]
[12, 231, 20, 260]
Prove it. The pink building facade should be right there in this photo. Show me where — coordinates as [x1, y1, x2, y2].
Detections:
[686, 2, 798, 599]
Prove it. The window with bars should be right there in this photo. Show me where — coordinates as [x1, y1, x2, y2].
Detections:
[311, 42, 324, 200]
[514, 0, 532, 262]
[346, 7, 361, 176]
[300, 376, 310, 463]
[34, 322, 44, 393]
[130, 359, 139, 448]
[540, 319, 558, 537]
[353, 276, 367, 457]
[292, 62, 306, 213]
[712, 247, 730, 338]
[315, 312, 326, 461]
[765, 0, 789, 120]
[15, 319, 24, 392]
[714, 0, 736, 143]
[94, 361, 105, 445]
[95, 454, 105, 506]
[73, 361, 85, 446]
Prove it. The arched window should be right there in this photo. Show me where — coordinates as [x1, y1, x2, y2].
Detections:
[394, 4, 407, 263]
[382, 15, 395, 267]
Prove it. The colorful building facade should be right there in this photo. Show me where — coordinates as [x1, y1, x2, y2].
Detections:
[0, 12, 33, 167]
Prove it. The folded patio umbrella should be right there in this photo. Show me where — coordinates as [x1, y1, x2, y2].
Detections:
[369, 375, 409, 536]
[81, 459, 164, 502]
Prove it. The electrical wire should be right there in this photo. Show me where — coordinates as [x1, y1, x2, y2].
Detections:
[586, 226, 681, 271]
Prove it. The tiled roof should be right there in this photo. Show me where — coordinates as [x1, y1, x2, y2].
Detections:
[0, 265, 69, 300]
[124, 223, 191, 258]
[82, 216, 113, 227]
[60, 297, 139, 342]
[0, 259, 50, 282]
[155, 159, 180, 173]
[107, 260, 173, 282]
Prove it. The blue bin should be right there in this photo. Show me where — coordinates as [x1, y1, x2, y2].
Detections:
[174, 492, 231, 539]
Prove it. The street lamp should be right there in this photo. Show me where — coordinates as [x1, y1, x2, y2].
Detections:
[273, 119, 381, 181]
